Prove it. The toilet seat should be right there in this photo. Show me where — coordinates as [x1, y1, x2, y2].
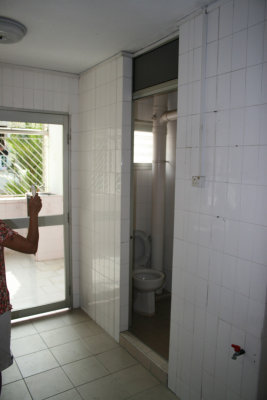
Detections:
[133, 230, 150, 268]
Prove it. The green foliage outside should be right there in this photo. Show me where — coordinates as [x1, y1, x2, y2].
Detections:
[2, 123, 45, 196]
[8, 122, 45, 130]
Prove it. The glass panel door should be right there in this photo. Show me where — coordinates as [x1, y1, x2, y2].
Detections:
[0, 109, 70, 319]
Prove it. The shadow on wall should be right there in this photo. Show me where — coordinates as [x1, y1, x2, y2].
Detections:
[258, 294, 267, 399]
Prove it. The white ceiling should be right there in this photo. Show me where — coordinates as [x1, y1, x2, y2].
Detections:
[0, 0, 210, 74]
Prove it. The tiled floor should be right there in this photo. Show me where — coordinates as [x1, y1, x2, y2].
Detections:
[1, 309, 178, 400]
[130, 295, 171, 360]
[5, 251, 65, 311]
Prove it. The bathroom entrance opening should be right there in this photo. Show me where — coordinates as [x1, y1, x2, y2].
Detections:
[130, 88, 177, 360]
[0, 108, 71, 319]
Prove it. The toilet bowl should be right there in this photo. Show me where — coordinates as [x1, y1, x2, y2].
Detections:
[132, 230, 165, 316]
[132, 268, 165, 292]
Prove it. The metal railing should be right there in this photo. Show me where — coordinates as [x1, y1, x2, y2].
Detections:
[0, 133, 45, 196]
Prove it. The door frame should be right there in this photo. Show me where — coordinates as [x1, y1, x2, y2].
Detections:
[130, 82, 177, 328]
[0, 107, 72, 319]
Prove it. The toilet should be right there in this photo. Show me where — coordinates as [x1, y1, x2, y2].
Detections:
[132, 230, 165, 316]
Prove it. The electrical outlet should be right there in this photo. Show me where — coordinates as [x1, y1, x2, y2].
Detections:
[192, 176, 205, 187]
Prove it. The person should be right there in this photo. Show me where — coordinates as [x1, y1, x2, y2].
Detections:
[0, 193, 42, 395]
[0, 136, 8, 155]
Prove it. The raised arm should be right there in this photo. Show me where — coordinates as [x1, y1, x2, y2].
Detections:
[2, 195, 42, 254]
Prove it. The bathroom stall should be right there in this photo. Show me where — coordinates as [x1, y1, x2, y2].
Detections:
[129, 39, 178, 360]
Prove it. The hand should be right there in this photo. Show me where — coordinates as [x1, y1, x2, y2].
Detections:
[28, 194, 42, 216]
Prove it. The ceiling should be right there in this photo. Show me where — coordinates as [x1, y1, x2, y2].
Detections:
[0, 0, 210, 74]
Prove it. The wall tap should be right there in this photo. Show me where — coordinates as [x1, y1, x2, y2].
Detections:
[231, 344, 245, 360]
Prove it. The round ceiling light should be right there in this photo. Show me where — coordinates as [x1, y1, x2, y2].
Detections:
[0, 16, 27, 44]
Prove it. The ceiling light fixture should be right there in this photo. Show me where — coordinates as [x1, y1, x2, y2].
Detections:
[0, 16, 27, 44]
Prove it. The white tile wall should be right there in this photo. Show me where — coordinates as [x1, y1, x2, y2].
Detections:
[0, 63, 80, 308]
[134, 166, 153, 234]
[78, 53, 132, 340]
[169, 1, 267, 399]
[219, 0, 234, 38]
[231, 69, 246, 108]
[233, 0, 249, 32]
[206, 41, 218, 77]
[218, 36, 232, 74]
[164, 110, 177, 291]
[232, 29, 247, 71]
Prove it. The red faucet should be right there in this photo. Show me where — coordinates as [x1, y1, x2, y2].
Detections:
[231, 344, 245, 360]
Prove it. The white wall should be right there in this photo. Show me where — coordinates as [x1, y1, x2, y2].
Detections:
[164, 92, 177, 291]
[169, 1, 267, 399]
[133, 97, 153, 239]
[0, 62, 80, 307]
[78, 53, 132, 340]
[133, 165, 153, 236]
[0, 56, 133, 341]
[46, 124, 63, 196]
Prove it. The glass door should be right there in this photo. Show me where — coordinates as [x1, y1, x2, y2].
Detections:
[0, 109, 71, 319]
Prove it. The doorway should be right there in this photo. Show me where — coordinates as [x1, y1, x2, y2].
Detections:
[0, 108, 71, 319]
[129, 90, 177, 360]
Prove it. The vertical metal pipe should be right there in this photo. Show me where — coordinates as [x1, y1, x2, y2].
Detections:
[151, 94, 167, 272]
[199, 8, 208, 179]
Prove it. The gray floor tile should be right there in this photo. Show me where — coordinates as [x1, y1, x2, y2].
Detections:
[128, 384, 178, 400]
[11, 322, 38, 339]
[62, 356, 109, 386]
[2, 361, 22, 385]
[16, 349, 59, 377]
[71, 320, 104, 338]
[77, 374, 130, 400]
[62, 309, 91, 325]
[11, 334, 47, 357]
[25, 367, 73, 400]
[51, 339, 92, 365]
[32, 309, 89, 334]
[32, 313, 70, 333]
[82, 332, 119, 355]
[1, 379, 32, 400]
[44, 388, 83, 400]
[2, 309, 179, 400]
[96, 347, 137, 373]
[40, 325, 80, 347]
[112, 364, 158, 396]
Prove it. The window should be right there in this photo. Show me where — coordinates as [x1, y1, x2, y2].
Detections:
[0, 121, 63, 197]
[0, 122, 45, 196]
[133, 39, 179, 92]
[134, 131, 153, 163]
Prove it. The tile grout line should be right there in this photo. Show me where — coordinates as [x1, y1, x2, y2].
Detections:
[4, 310, 176, 399]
